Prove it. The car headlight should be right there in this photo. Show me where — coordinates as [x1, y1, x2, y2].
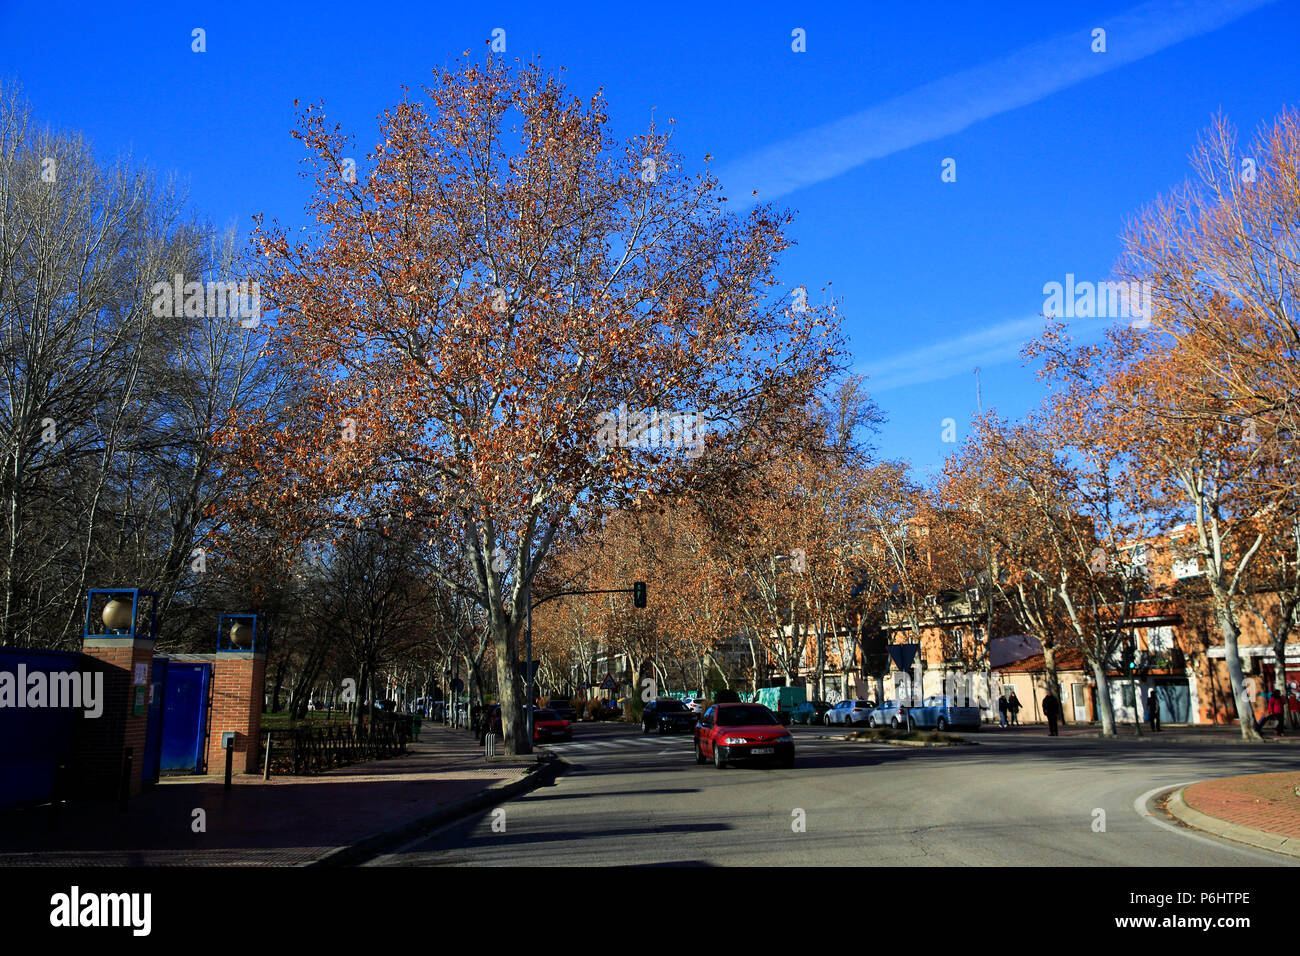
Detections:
[723, 737, 749, 745]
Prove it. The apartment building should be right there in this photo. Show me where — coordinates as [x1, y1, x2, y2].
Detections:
[881, 525, 1299, 727]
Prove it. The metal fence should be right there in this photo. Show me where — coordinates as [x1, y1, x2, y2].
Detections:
[257, 714, 414, 776]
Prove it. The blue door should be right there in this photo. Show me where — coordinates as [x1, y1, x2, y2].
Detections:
[160, 661, 210, 773]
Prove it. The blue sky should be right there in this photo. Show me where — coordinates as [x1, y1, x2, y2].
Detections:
[3, 0, 1297, 480]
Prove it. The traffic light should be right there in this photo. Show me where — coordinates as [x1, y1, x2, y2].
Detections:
[633, 581, 647, 608]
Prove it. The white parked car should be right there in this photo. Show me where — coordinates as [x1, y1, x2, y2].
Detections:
[824, 699, 875, 726]
[683, 697, 705, 714]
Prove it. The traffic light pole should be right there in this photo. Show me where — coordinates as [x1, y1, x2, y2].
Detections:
[528, 585, 642, 614]
[525, 584, 645, 726]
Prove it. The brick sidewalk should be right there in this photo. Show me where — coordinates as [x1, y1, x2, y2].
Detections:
[989, 722, 1300, 743]
[0, 724, 539, 866]
[1182, 772, 1300, 840]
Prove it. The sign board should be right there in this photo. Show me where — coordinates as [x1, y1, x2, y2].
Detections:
[133, 663, 148, 685]
[600, 673, 617, 691]
[888, 643, 921, 674]
[132, 685, 147, 716]
[518, 661, 540, 681]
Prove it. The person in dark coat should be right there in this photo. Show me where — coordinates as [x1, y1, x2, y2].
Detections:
[1042, 692, 1060, 736]
[1007, 692, 1022, 725]
[997, 694, 1009, 727]
[1146, 688, 1160, 732]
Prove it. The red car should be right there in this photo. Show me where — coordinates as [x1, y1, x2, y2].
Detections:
[532, 708, 573, 742]
[694, 703, 795, 769]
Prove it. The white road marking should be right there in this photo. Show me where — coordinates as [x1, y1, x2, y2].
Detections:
[1132, 782, 1297, 864]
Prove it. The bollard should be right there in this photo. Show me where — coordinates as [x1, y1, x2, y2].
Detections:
[118, 748, 133, 812]
[224, 742, 234, 791]
[263, 732, 272, 781]
[485, 733, 496, 758]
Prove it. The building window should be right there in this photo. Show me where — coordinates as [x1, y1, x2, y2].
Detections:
[1146, 625, 1174, 654]
[952, 628, 964, 654]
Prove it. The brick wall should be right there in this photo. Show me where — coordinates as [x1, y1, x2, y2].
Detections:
[73, 638, 153, 800]
[203, 652, 266, 774]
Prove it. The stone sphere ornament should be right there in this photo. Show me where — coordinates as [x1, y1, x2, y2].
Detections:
[230, 621, 253, 648]
[102, 598, 133, 631]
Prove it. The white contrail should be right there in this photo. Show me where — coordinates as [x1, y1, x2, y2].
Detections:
[858, 314, 1113, 393]
[720, 0, 1278, 204]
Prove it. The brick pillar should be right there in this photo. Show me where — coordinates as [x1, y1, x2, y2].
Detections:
[75, 637, 154, 800]
[205, 652, 267, 775]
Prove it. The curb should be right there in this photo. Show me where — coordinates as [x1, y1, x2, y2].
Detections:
[305, 753, 567, 867]
[1164, 786, 1300, 859]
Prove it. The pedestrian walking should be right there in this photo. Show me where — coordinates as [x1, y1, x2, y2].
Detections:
[997, 693, 1008, 727]
[1042, 691, 1060, 736]
[1288, 687, 1299, 732]
[1146, 688, 1160, 732]
[1008, 692, 1022, 726]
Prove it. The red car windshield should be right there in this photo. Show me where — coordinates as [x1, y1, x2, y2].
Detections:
[534, 710, 561, 722]
[716, 706, 779, 726]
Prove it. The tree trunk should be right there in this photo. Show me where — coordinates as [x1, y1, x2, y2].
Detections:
[271, 664, 285, 713]
[1041, 641, 1061, 704]
[1272, 631, 1296, 729]
[1092, 661, 1116, 736]
[492, 622, 528, 755]
[1218, 603, 1263, 740]
[354, 662, 369, 727]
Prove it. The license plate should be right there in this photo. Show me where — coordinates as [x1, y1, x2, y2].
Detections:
[750, 747, 774, 755]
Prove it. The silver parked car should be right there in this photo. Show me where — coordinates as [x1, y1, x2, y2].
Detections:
[824, 699, 875, 726]
[867, 700, 911, 729]
[909, 695, 982, 731]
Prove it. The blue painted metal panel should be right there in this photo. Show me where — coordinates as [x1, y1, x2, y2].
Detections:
[160, 661, 210, 773]
[0, 648, 82, 807]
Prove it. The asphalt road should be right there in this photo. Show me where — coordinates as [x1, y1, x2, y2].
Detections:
[368, 721, 1300, 866]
